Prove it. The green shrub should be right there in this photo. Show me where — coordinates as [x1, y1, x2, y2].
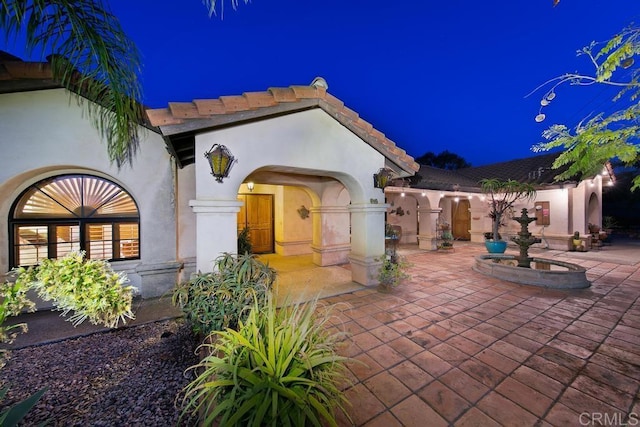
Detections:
[377, 255, 412, 290]
[237, 226, 252, 255]
[15, 251, 135, 328]
[172, 253, 275, 336]
[0, 279, 35, 368]
[179, 295, 353, 426]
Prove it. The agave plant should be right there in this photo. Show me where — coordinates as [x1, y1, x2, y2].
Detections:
[172, 252, 276, 335]
[179, 295, 353, 426]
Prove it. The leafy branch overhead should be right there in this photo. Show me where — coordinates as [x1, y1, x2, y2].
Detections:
[0, 0, 143, 166]
[530, 24, 640, 190]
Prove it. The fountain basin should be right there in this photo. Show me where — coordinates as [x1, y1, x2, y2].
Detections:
[473, 254, 590, 289]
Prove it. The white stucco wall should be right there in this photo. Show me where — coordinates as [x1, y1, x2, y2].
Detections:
[0, 89, 179, 298]
[188, 108, 389, 284]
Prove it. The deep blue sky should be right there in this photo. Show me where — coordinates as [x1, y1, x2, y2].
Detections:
[4, 1, 638, 166]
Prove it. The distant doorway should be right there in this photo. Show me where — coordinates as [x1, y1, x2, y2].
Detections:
[452, 199, 471, 240]
[238, 194, 274, 253]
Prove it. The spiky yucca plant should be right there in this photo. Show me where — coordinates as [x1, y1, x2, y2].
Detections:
[179, 295, 353, 426]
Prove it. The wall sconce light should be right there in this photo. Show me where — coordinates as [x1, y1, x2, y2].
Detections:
[247, 182, 255, 192]
[400, 192, 405, 197]
[373, 168, 393, 189]
[204, 144, 236, 183]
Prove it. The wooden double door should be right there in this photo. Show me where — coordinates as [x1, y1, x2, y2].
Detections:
[237, 194, 274, 253]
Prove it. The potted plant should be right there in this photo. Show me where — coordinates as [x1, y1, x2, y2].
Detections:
[572, 231, 584, 252]
[377, 255, 411, 292]
[438, 222, 454, 250]
[480, 178, 536, 254]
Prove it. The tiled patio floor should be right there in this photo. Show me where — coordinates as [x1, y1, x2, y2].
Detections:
[322, 243, 640, 426]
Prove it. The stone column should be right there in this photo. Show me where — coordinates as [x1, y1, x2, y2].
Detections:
[417, 208, 442, 250]
[348, 203, 388, 286]
[310, 206, 351, 266]
[189, 199, 243, 273]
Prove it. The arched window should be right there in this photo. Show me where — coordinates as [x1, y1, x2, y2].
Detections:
[9, 174, 140, 267]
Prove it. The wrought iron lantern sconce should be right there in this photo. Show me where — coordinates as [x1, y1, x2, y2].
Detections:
[373, 168, 393, 189]
[204, 144, 236, 183]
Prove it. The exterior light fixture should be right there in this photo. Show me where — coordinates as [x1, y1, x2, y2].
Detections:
[421, 192, 426, 197]
[373, 168, 393, 189]
[400, 192, 405, 197]
[454, 197, 460, 202]
[204, 144, 236, 183]
[247, 182, 255, 192]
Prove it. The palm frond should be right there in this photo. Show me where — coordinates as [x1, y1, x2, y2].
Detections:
[0, 0, 143, 166]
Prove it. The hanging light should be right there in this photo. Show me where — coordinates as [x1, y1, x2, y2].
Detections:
[204, 144, 236, 183]
[373, 168, 393, 189]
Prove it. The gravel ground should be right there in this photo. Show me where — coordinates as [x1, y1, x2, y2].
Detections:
[0, 319, 200, 426]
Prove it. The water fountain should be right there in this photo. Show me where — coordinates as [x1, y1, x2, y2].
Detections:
[474, 208, 590, 289]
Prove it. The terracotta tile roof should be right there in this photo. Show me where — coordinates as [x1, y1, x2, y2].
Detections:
[0, 51, 60, 93]
[146, 78, 419, 174]
[413, 152, 595, 192]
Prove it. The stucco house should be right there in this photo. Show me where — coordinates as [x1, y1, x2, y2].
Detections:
[0, 52, 610, 303]
[384, 153, 614, 250]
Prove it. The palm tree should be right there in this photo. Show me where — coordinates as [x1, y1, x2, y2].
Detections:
[1, 0, 142, 166]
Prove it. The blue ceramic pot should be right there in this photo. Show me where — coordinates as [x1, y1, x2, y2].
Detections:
[485, 240, 507, 253]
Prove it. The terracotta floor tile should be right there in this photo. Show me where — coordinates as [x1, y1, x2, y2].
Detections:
[425, 323, 457, 341]
[366, 344, 406, 369]
[460, 329, 498, 347]
[599, 343, 640, 365]
[389, 360, 434, 391]
[536, 345, 588, 371]
[570, 375, 635, 411]
[524, 355, 576, 385]
[458, 359, 505, 388]
[387, 336, 424, 358]
[581, 362, 639, 395]
[544, 402, 582, 426]
[503, 332, 546, 354]
[361, 410, 403, 427]
[410, 350, 454, 378]
[351, 331, 384, 352]
[430, 342, 470, 366]
[591, 352, 640, 381]
[559, 386, 622, 416]
[390, 395, 448, 427]
[474, 323, 509, 340]
[495, 377, 553, 417]
[489, 340, 532, 363]
[364, 372, 412, 407]
[476, 392, 539, 426]
[547, 338, 594, 359]
[484, 317, 520, 332]
[510, 365, 565, 400]
[446, 335, 485, 356]
[406, 329, 441, 350]
[403, 314, 432, 329]
[348, 352, 385, 382]
[556, 331, 600, 351]
[354, 314, 384, 331]
[417, 380, 471, 422]
[343, 383, 386, 426]
[368, 324, 402, 343]
[437, 319, 471, 335]
[385, 319, 415, 335]
[474, 348, 519, 374]
[440, 368, 490, 403]
[453, 407, 502, 427]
